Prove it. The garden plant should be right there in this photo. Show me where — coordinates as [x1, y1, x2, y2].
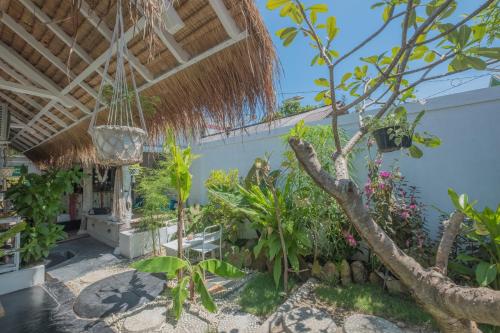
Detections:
[266, 0, 500, 331]
[6, 166, 81, 264]
[132, 256, 243, 319]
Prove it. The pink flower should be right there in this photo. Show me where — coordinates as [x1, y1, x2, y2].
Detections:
[409, 204, 417, 210]
[401, 210, 410, 219]
[379, 171, 391, 179]
[343, 231, 358, 247]
[375, 159, 382, 166]
[364, 181, 374, 197]
[378, 183, 386, 190]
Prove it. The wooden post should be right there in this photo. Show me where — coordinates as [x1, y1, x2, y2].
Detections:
[78, 165, 93, 235]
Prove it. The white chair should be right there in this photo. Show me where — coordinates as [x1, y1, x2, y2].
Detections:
[188, 225, 222, 261]
[161, 220, 179, 256]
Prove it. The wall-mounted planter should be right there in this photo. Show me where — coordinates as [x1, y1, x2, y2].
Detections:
[0, 264, 45, 295]
[372, 126, 412, 153]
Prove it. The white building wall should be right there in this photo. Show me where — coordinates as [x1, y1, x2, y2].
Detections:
[190, 87, 500, 236]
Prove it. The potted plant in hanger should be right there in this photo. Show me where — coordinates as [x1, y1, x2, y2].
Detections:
[368, 106, 440, 157]
[369, 106, 415, 153]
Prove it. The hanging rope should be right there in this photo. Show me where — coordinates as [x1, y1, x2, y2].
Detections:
[89, 0, 147, 166]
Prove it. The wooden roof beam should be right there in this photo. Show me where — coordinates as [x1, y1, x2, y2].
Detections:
[0, 79, 67, 101]
[163, 0, 185, 34]
[14, 18, 145, 144]
[18, 0, 111, 84]
[23, 31, 248, 153]
[132, 0, 190, 64]
[0, 41, 89, 113]
[0, 60, 76, 126]
[0, 13, 99, 101]
[78, 0, 154, 82]
[0, 93, 52, 137]
[208, 0, 242, 39]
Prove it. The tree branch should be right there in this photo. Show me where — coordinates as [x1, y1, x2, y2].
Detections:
[333, 6, 402, 67]
[417, 0, 496, 46]
[435, 212, 465, 275]
[288, 137, 500, 327]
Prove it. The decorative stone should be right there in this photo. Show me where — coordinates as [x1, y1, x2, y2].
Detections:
[386, 278, 408, 295]
[343, 314, 404, 333]
[320, 262, 339, 285]
[350, 241, 370, 263]
[282, 306, 337, 333]
[351, 261, 367, 283]
[311, 261, 322, 279]
[122, 307, 165, 333]
[340, 259, 352, 286]
[368, 271, 384, 287]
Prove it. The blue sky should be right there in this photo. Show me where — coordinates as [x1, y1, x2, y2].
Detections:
[256, 0, 494, 107]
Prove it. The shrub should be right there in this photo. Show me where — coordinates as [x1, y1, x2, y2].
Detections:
[6, 166, 82, 264]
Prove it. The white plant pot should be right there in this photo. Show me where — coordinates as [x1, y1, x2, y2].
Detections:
[119, 226, 170, 259]
[91, 125, 147, 166]
[0, 264, 45, 295]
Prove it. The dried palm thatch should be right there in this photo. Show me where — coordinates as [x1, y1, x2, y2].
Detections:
[0, 0, 277, 167]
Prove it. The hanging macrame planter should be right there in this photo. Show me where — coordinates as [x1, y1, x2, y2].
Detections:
[89, 0, 147, 166]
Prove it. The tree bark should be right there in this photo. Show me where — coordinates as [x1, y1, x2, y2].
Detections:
[289, 137, 500, 332]
[436, 212, 465, 275]
[177, 199, 184, 279]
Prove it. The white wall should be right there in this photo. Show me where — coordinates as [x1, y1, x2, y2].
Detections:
[190, 87, 500, 236]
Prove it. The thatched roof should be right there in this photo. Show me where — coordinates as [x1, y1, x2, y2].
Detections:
[0, 0, 277, 166]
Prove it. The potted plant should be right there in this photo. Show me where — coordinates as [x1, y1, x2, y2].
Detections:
[369, 106, 417, 153]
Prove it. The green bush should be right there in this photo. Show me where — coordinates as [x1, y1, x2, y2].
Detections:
[6, 166, 81, 264]
[282, 122, 357, 263]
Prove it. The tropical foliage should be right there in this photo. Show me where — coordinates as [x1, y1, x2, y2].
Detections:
[6, 166, 82, 263]
[163, 129, 198, 258]
[131, 256, 243, 319]
[282, 122, 357, 263]
[448, 189, 500, 289]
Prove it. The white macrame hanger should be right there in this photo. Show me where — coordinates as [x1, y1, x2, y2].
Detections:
[88, 0, 147, 166]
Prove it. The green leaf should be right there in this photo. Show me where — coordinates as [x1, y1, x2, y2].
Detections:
[268, 237, 282, 260]
[456, 254, 480, 262]
[464, 56, 487, 70]
[470, 47, 500, 60]
[131, 256, 187, 274]
[288, 251, 299, 272]
[448, 188, 461, 210]
[314, 78, 330, 87]
[457, 25, 472, 48]
[341, 72, 352, 84]
[382, 6, 391, 22]
[194, 271, 217, 313]
[449, 56, 467, 72]
[424, 52, 436, 63]
[326, 16, 338, 40]
[475, 262, 497, 287]
[266, 0, 290, 10]
[273, 258, 282, 288]
[172, 276, 190, 319]
[283, 30, 298, 46]
[198, 259, 245, 278]
[307, 4, 328, 12]
[408, 145, 423, 159]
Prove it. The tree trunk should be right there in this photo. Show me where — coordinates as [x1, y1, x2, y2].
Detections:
[177, 200, 184, 279]
[272, 187, 288, 293]
[289, 137, 500, 332]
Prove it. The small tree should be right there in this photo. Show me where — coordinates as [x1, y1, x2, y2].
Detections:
[164, 130, 198, 265]
[267, 0, 500, 332]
